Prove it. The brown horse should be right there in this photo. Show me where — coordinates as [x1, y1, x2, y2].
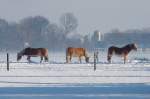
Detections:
[17, 47, 49, 63]
[66, 47, 89, 63]
[107, 43, 137, 64]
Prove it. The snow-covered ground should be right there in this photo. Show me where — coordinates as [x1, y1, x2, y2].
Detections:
[0, 51, 150, 87]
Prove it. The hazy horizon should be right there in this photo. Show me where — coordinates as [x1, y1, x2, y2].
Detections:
[0, 0, 150, 35]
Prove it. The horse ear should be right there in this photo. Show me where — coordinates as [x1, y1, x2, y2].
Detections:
[134, 43, 137, 47]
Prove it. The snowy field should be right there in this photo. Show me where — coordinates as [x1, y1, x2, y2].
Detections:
[0, 50, 150, 98]
[0, 50, 149, 87]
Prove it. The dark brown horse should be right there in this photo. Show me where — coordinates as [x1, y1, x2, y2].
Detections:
[66, 47, 89, 63]
[17, 47, 49, 63]
[107, 43, 137, 64]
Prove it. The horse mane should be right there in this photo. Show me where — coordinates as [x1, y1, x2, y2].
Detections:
[122, 44, 130, 49]
[122, 43, 135, 52]
[19, 47, 31, 55]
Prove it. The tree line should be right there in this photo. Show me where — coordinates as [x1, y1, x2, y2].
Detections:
[0, 12, 150, 51]
[0, 13, 92, 51]
[98, 28, 150, 48]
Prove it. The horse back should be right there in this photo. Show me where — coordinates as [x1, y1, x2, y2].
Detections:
[108, 46, 129, 55]
[66, 47, 86, 57]
[24, 48, 48, 56]
[38, 48, 48, 56]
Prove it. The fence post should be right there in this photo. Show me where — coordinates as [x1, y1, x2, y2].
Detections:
[7, 53, 9, 71]
[94, 52, 96, 71]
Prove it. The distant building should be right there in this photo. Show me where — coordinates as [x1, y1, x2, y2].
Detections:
[93, 30, 103, 41]
[91, 30, 105, 48]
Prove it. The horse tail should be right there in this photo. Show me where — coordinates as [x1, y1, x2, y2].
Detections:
[66, 48, 69, 63]
[107, 47, 113, 63]
[44, 48, 49, 61]
[83, 49, 88, 58]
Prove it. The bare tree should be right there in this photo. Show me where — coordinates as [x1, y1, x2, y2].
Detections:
[19, 16, 49, 46]
[60, 12, 78, 35]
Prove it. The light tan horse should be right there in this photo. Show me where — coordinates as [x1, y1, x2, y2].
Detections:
[66, 47, 89, 63]
[107, 43, 137, 64]
[17, 47, 49, 63]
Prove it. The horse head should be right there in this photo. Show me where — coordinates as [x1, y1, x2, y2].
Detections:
[130, 43, 137, 51]
[17, 52, 22, 61]
[85, 56, 90, 63]
[17, 49, 25, 61]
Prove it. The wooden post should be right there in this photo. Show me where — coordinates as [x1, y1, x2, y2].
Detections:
[94, 52, 96, 71]
[7, 53, 9, 71]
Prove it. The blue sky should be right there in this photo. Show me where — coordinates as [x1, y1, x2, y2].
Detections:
[0, 0, 150, 34]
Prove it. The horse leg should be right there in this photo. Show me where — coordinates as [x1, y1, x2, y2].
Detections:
[27, 56, 31, 63]
[69, 56, 72, 63]
[96, 52, 99, 62]
[107, 55, 112, 63]
[96, 55, 98, 62]
[85, 56, 89, 63]
[66, 56, 71, 63]
[79, 56, 82, 63]
[44, 56, 48, 62]
[107, 49, 113, 63]
[124, 55, 127, 64]
[66, 56, 69, 63]
[40, 57, 43, 63]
